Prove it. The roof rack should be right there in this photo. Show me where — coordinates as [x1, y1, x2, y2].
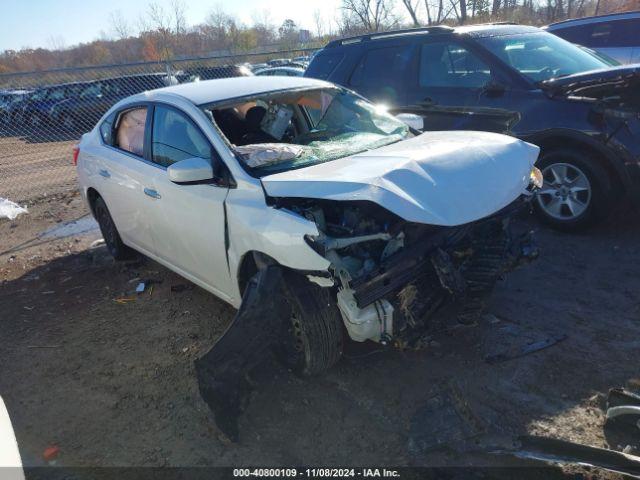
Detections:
[326, 25, 454, 48]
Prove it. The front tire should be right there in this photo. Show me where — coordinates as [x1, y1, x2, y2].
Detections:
[533, 148, 611, 232]
[279, 275, 343, 376]
[93, 196, 136, 261]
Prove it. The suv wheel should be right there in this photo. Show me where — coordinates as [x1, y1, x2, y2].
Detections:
[279, 275, 343, 376]
[534, 148, 610, 231]
[93, 196, 136, 260]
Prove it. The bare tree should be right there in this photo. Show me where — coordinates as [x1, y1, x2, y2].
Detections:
[170, 0, 187, 35]
[424, 0, 444, 24]
[341, 0, 398, 32]
[109, 10, 131, 40]
[401, 0, 422, 25]
[312, 9, 325, 38]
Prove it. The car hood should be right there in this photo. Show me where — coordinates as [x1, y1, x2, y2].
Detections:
[261, 131, 539, 226]
[540, 65, 640, 99]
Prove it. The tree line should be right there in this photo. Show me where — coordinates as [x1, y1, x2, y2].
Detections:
[0, 0, 637, 74]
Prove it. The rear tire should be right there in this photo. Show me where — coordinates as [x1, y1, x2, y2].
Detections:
[279, 275, 343, 376]
[93, 196, 136, 261]
[533, 148, 611, 232]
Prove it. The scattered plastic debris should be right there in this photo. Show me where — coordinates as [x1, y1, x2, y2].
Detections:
[113, 297, 136, 304]
[0, 198, 27, 220]
[135, 282, 146, 294]
[42, 445, 60, 461]
[90, 239, 105, 249]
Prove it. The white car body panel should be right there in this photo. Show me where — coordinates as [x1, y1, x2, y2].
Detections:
[261, 131, 539, 226]
[0, 397, 24, 480]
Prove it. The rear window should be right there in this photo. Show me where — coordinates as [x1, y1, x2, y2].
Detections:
[306, 52, 344, 80]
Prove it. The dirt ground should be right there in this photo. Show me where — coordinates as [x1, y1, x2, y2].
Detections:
[1, 191, 639, 476]
[0, 135, 77, 203]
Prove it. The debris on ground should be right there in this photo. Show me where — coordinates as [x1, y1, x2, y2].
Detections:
[136, 282, 146, 294]
[501, 435, 640, 478]
[113, 297, 136, 304]
[0, 198, 27, 220]
[481, 321, 567, 364]
[42, 445, 60, 462]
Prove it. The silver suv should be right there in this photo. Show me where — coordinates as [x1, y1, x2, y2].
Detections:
[545, 11, 640, 64]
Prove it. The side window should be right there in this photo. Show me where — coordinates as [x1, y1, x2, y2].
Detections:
[610, 18, 640, 47]
[151, 105, 211, 168]
[99, 111, 116, 145]
[115, 107, 147, 156]
[350, 45, 413, 87]
[551, 24, 591, 45]
[306, 52, 344, 80]
[589, 22, 613, 47]
[419, 42, 491, 88]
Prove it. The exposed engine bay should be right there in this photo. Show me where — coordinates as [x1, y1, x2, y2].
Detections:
[275, 196, 539, 348]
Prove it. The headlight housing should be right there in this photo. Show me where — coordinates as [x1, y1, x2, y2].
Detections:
[529, 167, 543, 189]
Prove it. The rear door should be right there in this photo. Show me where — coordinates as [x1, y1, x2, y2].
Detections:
[95, 104, 158, 255]
[348, 43, 414, 107]
[145, 103, 233, 300]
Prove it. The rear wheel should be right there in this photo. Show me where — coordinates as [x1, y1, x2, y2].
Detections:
[279, 275, 343, 376]
[533, 149, 611, 232]
[93, 196, 135, 260]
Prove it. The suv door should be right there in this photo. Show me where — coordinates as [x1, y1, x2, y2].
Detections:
[405, 39, 517, 132]
[145, 104, 233, 301]
[348, 44, 414, 107]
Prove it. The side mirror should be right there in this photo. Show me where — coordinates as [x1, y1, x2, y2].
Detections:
[395, 113, 424, 131]
[167, 157, 214, 184]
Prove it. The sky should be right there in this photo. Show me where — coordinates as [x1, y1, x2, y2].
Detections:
[0, 0, 345, 52]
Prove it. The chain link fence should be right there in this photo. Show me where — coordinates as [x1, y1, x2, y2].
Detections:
[0, 48, 315, 204]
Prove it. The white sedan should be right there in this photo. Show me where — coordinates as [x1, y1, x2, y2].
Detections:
[76, 76, 541, 440]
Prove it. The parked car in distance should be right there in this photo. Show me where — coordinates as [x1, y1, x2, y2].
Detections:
[306, 24, 640, 231]
[545, 11, 640, 64]
[183, 64, 253, 81]
[76, 76, 541, 439]
[51, 74, 170, 133]
[21, 82, 83, 130]
[0, 90, 32, 129]
[253, 66, 305, 76]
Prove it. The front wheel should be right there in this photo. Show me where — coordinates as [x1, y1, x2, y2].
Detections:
[279, 275, 344, 376]
[533, 149, 611, 232]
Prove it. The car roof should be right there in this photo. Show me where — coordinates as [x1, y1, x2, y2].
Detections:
[138, 76, 332, 105]
[546, 10, 640, 29]
[324, 24, 541, 48]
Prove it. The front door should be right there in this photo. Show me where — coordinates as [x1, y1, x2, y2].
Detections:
[145, 104, 233, 300]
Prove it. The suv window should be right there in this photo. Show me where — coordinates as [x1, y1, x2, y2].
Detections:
[306, 52, 345, 80]
[151, 105, 211, 168]
[419, 42, 491, 88]
[115, 107, 147, 156]
[350, 45, 413, 87]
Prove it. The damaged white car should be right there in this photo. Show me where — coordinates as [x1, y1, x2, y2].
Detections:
[76, 76, 541, 439]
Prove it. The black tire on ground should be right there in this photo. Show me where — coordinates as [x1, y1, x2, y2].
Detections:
[279, 275, 344, 377]
[533, 148, 612, 232]
[93, 196, 136, 261]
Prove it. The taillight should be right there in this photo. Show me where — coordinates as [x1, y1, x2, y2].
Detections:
[72, 145, 80, 166]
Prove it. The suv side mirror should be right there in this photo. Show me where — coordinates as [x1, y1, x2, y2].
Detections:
[167, 157, 214, 184]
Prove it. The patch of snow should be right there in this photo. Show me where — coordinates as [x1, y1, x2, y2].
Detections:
[40, 215, 99, 239]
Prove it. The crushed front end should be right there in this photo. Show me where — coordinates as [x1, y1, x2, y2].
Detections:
[283, 194, 539, 349]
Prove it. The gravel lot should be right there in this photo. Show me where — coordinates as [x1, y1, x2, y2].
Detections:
[0, 192, 639, 477]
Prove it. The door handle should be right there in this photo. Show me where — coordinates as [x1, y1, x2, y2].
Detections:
[99, 169, 110, 178]
[143, 188, 161, 199]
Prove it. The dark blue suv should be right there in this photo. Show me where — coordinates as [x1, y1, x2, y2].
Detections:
[306, 24, 640, 231]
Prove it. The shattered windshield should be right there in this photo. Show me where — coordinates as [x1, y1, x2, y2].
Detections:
[477, 32, 609, 83]
[203, 87, 410, 176]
